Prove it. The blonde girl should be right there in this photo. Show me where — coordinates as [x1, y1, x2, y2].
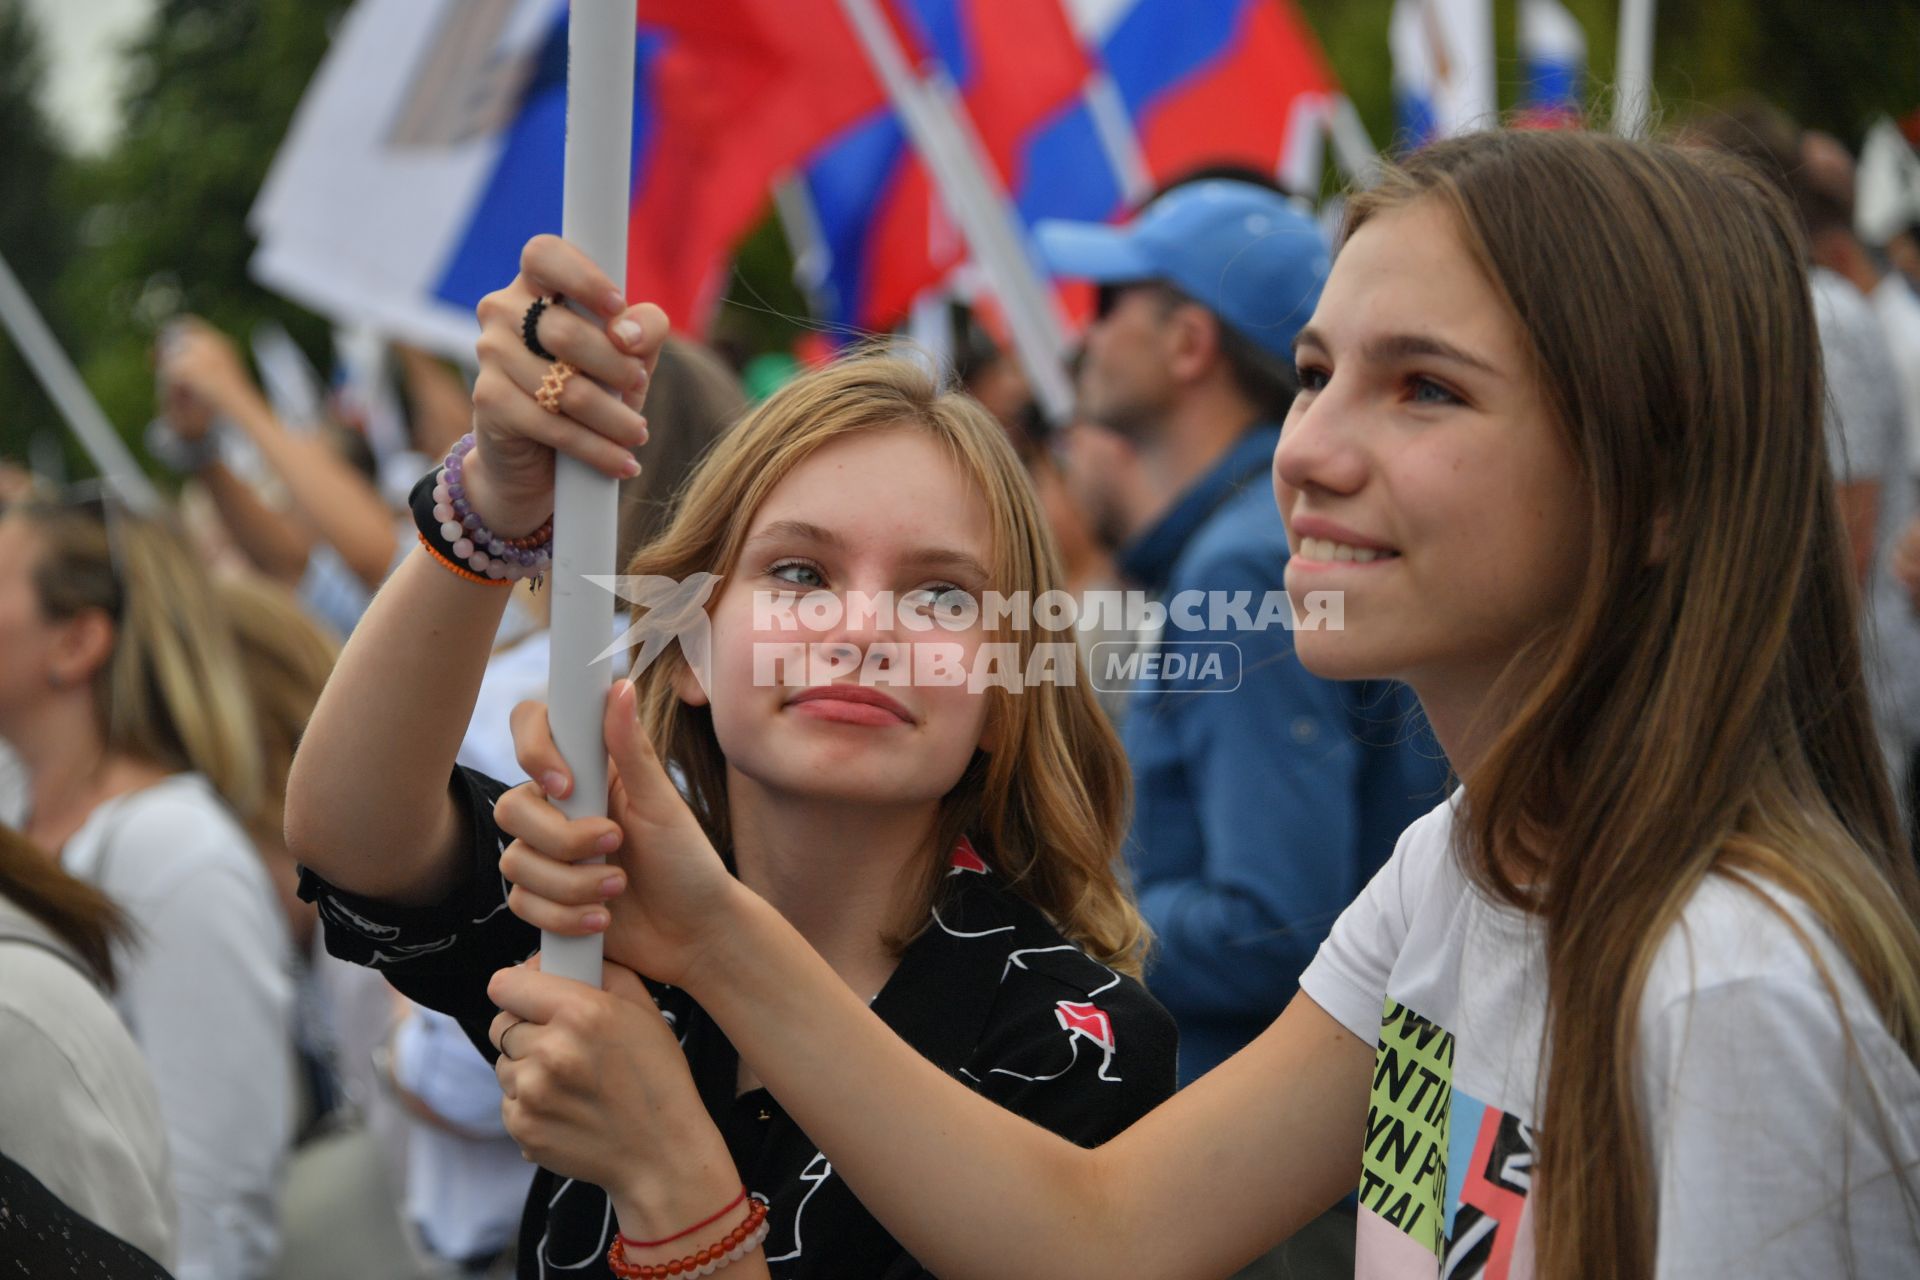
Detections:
[492, 128, 1920, 1278]
[0, 496, 296, 1280]
[286, 249, 1177, 1278]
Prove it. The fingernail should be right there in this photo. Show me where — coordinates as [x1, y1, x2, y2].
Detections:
[582, 910, 609, 930]
[603, 289, 626, 314]
[613, 319, 645, 349]
[541, 771, 571, 799]
[596, 831, 622, 855]
[620, 455, 641, 478]
[599, 874, 624, 897]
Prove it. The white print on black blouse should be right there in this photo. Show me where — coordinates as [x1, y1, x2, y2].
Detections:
[1001, 943, 1121, 998]
[536, 1178, 613, 1276]
[365, 934, 462, 967]
[763, 1152, 833, 1265]
[319, 897, 402, 941]
[930, 905, 1017, 941]
[987, 1000, 1123, 1084]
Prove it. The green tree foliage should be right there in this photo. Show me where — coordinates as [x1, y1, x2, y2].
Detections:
[0, 0, 76, 468]
[14, 0, 349, 477]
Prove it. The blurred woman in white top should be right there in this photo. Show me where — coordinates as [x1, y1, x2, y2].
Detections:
[0, 489, 296, 1280]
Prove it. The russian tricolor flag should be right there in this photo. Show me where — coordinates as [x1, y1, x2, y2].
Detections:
[254, 0, 888, 353]
[253, 0, 1345, 354]
[793, 0, 1341, 335]
[1388, 0, 1495, 149]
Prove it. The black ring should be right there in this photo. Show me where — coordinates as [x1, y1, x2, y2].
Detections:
[521, 295, 558, 361]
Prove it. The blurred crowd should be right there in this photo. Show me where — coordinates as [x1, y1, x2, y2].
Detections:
[1, 96, 1919, 1280]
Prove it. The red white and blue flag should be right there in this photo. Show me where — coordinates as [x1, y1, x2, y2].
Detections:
[1515, 0, 1586, 126]
[794, 0, 1342, 333]
[255, 0, 887, 353]
[1388, 0, 1495, 149]
[253, 0, 1343, 353]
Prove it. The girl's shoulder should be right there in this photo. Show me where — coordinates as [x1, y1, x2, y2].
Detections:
[68, 773, 260, 895]
[1635, 872, 1920, 1118]
[1641, 872, 1877, 1023]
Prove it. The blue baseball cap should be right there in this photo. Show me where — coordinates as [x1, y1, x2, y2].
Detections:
[1034, 181, 1330, 361]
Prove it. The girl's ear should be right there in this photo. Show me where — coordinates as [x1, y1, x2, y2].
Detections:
[670, 659, 709, 708]
[51, 609, 116, 689]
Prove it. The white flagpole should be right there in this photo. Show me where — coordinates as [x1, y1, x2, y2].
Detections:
[1327, 96, 1381, 188]
[835, 0, 1076, 425]
[0, 250, 161, 512]
[541, 0, 635, 988]
[1613, 0, 1657, 139]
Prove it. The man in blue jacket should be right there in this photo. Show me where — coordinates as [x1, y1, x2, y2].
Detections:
[1036, 182, 1449, 1087]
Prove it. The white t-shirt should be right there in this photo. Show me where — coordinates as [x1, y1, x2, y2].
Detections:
[1813, 268, 1920, 763]
[1299, 796, 1920, 1278]
[62, 774, 298, 1280]
[1871, 274, 1920, 476]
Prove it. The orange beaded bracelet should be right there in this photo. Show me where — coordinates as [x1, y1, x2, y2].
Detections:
[605, 1195, 770, 1279]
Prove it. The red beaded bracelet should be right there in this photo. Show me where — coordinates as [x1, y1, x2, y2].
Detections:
[606, 1196, 769, 1279]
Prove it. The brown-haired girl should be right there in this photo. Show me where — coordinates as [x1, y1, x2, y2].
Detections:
[494, 128, 1920, 1278]
[286, 239, 1176, 1278]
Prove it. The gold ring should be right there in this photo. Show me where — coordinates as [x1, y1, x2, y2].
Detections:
[534, 361, 576, 414]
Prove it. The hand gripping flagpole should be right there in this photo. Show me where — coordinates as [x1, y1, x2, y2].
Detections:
[542, 0, 636, 987]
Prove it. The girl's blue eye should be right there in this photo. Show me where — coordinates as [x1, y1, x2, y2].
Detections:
[768, 560, 824, 588]
[1296, 364, 1330, 392]
[1410, 376, 1462, 406]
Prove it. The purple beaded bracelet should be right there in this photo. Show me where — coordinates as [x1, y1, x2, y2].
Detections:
[428, 434, 554, 582]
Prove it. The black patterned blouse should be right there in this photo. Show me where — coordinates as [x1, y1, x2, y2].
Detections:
[298, 767, 1176, 1279]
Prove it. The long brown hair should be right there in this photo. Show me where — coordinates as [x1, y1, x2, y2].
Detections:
[0, 823, 128, 988]
[624, 353, 1148, 976]
[1346, 130, 1920, 1275]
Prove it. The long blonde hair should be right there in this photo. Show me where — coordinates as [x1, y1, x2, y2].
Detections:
[215, 575, 339, 852]
[625, 353, 1148, 976]
[1346, 129, 1920, 1276]
[20, 497, 264, 823]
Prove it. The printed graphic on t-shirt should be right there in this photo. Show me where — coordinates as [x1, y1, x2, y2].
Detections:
[1356, 998, 1537, 1279]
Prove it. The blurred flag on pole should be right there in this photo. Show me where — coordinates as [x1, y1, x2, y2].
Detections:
[791, 0, 1092, 333]
[252, 0, 886, 356]
[1388, 0, 1495, 147]
[1858, 117, 1920, 247]
[1516, 0, 1586, 126]
[793, 0, 1343, 333]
